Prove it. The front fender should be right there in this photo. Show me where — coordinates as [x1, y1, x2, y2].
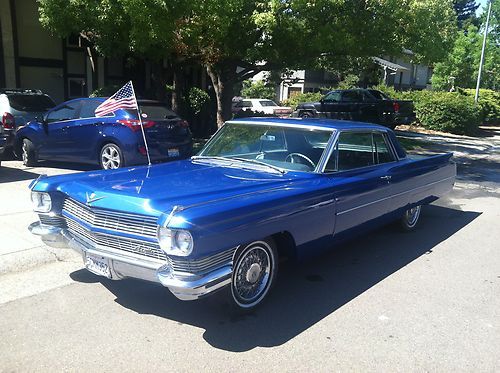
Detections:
[166, 185, 337, 260]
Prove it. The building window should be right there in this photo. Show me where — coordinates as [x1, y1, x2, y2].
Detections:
[68, 78, 86, 98]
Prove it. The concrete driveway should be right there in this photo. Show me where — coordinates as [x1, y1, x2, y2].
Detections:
[0, 129, 499, 371]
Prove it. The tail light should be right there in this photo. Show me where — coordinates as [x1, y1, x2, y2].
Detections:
[117, 119, 155, 132]
[177, 120, 189, 128]
[2, 112, 15, 129]
[393, 102, 400, 113]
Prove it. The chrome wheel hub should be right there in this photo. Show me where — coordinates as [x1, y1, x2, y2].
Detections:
[22, 142, 28, 163]
[102, 146, 121, 169]
[246, 263, 262, 284]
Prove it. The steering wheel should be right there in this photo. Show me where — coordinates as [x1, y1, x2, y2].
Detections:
[285, 153, 315, 169]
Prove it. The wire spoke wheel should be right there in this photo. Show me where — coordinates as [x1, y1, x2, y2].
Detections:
[401, 205, 421, 231]
[231, 240, 277, 309]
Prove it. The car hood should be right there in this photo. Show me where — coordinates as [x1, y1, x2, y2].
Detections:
[33, 159, 307, 220]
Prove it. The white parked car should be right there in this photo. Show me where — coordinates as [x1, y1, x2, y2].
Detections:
[233, 99, 292, 117]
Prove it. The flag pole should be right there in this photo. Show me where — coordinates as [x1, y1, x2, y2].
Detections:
[129, 81, 151, 165]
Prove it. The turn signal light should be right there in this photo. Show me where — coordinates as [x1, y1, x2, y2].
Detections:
[393, 102, 400, 113]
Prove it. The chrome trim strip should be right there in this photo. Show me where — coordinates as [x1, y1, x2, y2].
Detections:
[225, 120, 336, 132]
[335, 176, 455, 216]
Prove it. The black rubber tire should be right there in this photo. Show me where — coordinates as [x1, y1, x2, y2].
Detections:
[22, 138, 37, 167]
[99, 143, 124, 170]
[230, 238, 278, 310]
[300, 111, 314, 118]
[400, 205, 422, 231]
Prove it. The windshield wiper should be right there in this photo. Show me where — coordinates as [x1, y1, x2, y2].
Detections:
[227, 157, 286, 174]
[191, 155, 285, 174]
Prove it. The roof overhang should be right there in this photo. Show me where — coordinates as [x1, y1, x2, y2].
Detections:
[372, 57, 409, 72]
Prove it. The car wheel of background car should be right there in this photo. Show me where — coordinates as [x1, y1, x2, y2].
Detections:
[400, 205, 422, 231]
[285, 152, 316, 168]
[100, 143, 123, 170]
[22, 138, 37, 167]
[300, 111, 313, 118]
[230, 239, 278, 310]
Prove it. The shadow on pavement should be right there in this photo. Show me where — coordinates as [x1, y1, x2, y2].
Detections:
[70, 203, 480, 352]
[0, 166, 41, 183]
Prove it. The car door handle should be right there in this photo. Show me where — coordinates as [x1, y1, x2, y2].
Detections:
[380, 175, 392, 181]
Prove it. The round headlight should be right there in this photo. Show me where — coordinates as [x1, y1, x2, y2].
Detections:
[31, 191, 52, 213]
[174, 231, 193, 253]
[157, 227, 193, 257]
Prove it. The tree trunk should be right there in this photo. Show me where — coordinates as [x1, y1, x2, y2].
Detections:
[206, 62, 237, 128]
[171, 63, 183, 113]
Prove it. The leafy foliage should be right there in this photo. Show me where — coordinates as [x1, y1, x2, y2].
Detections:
[459, 88, 500, 124]
[89, 85, 123, 98]
[186, 87, 210, 115]
[39, 0, 459, 127]
[453, 0, 479, 29]
[432, 2, 500, 91]
[240, 80, 276, 100]
[410, 91, 481, 134]
[281, 92, 324, 110]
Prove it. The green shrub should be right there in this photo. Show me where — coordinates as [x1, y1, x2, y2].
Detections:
[459, 88, 500, 124]
[186, 87, 210, 115]
[281, 91, 323, 109]
[412, 91, 481, 135]
[241, 80, 276, 100]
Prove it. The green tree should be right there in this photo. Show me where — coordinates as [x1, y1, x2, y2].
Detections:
[432, 9, 500, 91]
[453, 0, 479, 29]
[240, 80, 276, 100]
[39, 0, 458, 127]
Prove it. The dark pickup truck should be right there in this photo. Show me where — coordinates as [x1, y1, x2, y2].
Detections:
[293, 89, 416, 129]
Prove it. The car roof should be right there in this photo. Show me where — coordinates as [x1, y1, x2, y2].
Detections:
[229, 117, 389, 131]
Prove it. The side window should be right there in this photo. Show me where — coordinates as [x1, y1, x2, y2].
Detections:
[341, 91, 361, 103]
[323, 91, 341, 102]
[80, 100, 105, 118]
[46, 102, 80, 123]
[324, 131, 396, 172]
[373, 133, 395, 164]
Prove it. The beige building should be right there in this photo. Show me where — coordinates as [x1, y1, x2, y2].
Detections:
[0, 0, 132, 104]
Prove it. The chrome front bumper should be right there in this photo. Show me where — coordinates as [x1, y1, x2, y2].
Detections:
[28, 221, 232, 301]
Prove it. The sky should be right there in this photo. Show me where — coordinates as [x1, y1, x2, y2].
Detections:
[476, 0, 489, 15]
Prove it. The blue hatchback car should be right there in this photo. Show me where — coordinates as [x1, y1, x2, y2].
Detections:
[15, 98, 192, 169]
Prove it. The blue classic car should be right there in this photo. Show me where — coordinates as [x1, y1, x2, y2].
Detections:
[15, 98, 192, 169]
[28, 118, 456, 309]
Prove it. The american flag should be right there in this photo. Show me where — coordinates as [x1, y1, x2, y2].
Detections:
[95, 81, 138, 117]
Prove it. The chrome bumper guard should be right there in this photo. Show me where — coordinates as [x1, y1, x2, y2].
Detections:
[28, 221, 232, 301]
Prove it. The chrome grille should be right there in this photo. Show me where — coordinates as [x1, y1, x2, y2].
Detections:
[63, 198, 158, 239]
[167, 248, 236, 275]
[38, 214, 66, 228]
[66, 218, 167, 261]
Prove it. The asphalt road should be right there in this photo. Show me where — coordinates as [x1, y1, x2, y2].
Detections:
[0, 130, 499, 372]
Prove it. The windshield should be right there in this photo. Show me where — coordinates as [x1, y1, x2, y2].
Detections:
[259, 100, 278, 107]
[198, 122, 333, 172]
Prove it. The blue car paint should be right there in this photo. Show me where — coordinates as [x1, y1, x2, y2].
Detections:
[31, 118, 456, 262]
[16, 98, 192, 167]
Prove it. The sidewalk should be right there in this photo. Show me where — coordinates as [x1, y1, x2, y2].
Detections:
[0, 162, 81, 276]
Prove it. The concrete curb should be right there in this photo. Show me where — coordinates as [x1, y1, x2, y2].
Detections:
[0, 245, 81, 276]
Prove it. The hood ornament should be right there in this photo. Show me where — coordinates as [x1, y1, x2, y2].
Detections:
[86, 192, 106, 206]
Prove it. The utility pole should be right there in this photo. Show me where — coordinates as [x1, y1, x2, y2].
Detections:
[475, 0, 493, 103]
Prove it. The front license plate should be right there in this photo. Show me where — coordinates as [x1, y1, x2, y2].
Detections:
[85, 254, 111, 279]
[168, 148, 180, 157]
